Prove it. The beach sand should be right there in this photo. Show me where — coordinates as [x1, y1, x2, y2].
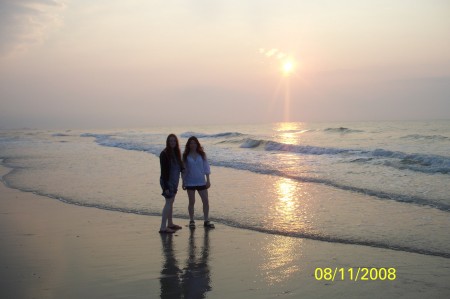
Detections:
[1, 165, 449, 299]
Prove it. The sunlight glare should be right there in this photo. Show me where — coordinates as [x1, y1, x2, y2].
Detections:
[282, 60, 294, 76]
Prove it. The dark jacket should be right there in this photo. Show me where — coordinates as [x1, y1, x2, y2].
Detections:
[159, 149, 184, 190]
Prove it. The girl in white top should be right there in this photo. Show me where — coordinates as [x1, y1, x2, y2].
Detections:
[182, 136, 215, 228]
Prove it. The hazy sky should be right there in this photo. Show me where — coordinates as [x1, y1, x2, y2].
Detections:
[1, 0, 449, 129]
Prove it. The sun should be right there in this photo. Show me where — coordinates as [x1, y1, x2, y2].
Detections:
[282, 60, 294, 76]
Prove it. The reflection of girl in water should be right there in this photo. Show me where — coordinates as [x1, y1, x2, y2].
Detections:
[159, 230, 211, 299]
[181, 229, 211, 298]
[159, 134, 184, 233]
[159, 234, 182, 299]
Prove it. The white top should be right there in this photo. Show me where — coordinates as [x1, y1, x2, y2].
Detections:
[184, 154, 211, 186]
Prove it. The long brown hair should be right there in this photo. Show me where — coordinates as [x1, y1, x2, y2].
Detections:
[164, 134, 182, 163]
[183, 136, 206, 161]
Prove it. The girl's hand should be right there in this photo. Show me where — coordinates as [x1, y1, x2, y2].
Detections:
[182, 183, 186, 190]
[165, 189, 170, 195]
[206, 181, 211, 189]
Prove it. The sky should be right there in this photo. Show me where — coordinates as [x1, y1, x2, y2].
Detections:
[0, 0, 449, 129]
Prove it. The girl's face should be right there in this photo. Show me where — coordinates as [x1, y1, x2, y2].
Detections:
[189, 140, 197, 151]
[168, 136, 177, 148]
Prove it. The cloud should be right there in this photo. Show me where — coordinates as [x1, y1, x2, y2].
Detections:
[259, 48, 288, 60]
[0, 0, 67, 56]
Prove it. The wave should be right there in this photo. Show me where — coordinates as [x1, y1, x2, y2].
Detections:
[238, 138, 450, 174]
[82, 133, 450, 210]
[52, 133, 71, 137]
[80, 133, 111, 138]
[265, 140, 351, 155]
[240, 138, 353, 155]
[80, 133, 162, 155]
[239, 138, 264, 148]
[401, 134, 449, 141]
[324, 127, 364, 133]
[180, 131, 244, 138]
[363, 149, 450, 174]
[277, 129, 313, 133]
[0, 136, 23, 143]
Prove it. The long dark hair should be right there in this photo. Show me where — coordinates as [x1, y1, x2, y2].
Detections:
[164, 134, 182, 163]
[183, 136, 206, 161]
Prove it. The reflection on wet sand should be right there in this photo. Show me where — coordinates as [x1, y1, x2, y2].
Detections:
[259, 235, 303, 285]
[160, 234, 182, 299]
[159, 229, 211, 299]
[182, 229, 211, 298]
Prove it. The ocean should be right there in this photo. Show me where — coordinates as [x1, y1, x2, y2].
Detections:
[1, 120, 449, 258]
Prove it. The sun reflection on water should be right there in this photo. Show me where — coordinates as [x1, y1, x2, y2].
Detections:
[256, 124, 316, 285]
[274, 122, 307, 145]
[264, 176, 313, 232]
[277, 179, 297, 215]
[257, 177, 313, 284]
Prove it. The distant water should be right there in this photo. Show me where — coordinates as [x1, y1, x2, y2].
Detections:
[1, 120, 449, 258]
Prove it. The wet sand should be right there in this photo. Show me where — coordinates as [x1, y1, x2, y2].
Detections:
[1, 165, 449, 298]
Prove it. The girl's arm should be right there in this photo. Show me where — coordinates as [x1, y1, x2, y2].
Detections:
[181, 160, 187, 190]
[206, 174, 211, 189]
[159, 152, 170, 192]
[204, 155, 211, 188]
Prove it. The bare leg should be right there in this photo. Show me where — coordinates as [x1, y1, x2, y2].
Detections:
[187, 189, 196, 221]
[160, 197, 174, 230]
[168, 195, 176, 227]
[198, 189, 209, 222]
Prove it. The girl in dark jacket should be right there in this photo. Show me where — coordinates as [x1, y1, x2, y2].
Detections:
[159, 134, 184, 233]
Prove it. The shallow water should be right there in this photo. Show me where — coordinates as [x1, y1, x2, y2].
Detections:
[0, 120, 449, 258]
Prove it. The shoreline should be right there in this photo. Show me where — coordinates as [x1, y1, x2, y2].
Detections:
[1, 158, 449, 260]
[1, 165, 450, 298]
